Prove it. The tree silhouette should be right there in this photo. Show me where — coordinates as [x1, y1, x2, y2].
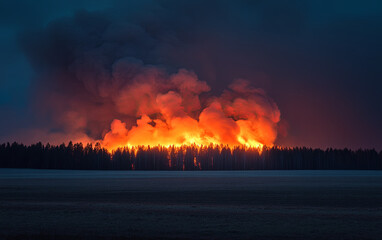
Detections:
[0, 142, 381, 170]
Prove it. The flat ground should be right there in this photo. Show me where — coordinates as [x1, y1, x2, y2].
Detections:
[0, 169, 381, 240]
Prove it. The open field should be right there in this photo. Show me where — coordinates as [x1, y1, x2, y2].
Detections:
[0, 169, 381, 239]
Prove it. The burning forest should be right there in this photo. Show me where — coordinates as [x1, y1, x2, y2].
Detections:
[14, 10, 282, 152]
[2, 2, 381, 164]
[100, 75, 281, 152]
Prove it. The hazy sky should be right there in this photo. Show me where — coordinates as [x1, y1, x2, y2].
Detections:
[0, 0, 381, 150]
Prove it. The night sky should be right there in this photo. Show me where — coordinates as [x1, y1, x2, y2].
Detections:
[0, 0, 381, 150]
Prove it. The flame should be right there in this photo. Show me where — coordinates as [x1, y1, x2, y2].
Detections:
[100, 71, 280, 152]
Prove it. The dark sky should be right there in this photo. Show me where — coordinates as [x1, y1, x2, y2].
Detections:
[0, 0, 381, 150]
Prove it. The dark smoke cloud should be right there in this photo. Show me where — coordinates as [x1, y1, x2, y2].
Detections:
[1, 0, 382, 149]
[17, 5, 280, 146]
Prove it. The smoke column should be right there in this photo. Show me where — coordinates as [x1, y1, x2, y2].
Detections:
[18, 5, 281, 150]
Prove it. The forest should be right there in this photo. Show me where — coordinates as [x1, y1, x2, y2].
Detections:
[0, 142, 381, 170]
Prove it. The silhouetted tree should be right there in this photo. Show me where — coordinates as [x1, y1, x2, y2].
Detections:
[0, 142, 381, 170]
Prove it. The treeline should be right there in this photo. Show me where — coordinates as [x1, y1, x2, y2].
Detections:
[0, 142, 381, 170]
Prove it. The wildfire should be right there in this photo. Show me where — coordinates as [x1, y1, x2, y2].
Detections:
[101, 116, 266, 152]
[100, 70, 280, 152]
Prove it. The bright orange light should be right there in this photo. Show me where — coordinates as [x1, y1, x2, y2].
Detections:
[100, 73, 280, 152]
[101, 112, 271, 152]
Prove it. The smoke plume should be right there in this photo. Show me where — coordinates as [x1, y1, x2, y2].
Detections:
[19, 5, 281, 150]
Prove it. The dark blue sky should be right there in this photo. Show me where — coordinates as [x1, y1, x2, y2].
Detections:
[0, 0, 381, 149]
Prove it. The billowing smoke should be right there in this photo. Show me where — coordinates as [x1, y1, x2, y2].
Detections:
[19, 5, 281, 150]
[102, 72, 280, 150]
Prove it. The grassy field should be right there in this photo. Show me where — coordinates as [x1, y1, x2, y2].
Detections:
[0, 169, 381, 239]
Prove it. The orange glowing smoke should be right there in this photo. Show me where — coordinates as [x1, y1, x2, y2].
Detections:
[101, 69, 280, 152]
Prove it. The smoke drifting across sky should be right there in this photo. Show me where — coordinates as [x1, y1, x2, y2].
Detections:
[0, 0, 382, 150]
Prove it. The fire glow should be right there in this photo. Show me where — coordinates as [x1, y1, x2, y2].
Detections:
[100, 69, 281, 152]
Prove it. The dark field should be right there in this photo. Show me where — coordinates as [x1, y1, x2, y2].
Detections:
[0, 170, 381, 239]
